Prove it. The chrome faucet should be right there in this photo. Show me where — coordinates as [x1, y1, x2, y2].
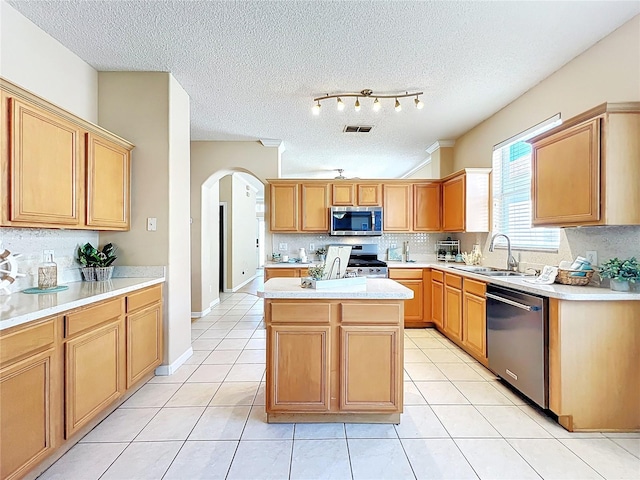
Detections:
[489, 233, 519, 271]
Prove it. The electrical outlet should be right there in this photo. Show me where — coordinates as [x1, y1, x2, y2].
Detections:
[279, 243, 288, 251]
[147, 217, 157, 231]
[43, 249, 54, 259]
[309, 243, 315, 252]
[586, 250, 598, 266]
[390, 243, 397, 249]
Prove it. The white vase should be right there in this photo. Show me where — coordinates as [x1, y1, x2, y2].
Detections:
[610, 279, 630, 292]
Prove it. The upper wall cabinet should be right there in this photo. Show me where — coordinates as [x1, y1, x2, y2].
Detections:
[529, 102, 640, 227]
[269, 183, 299, 231]
[330, 182, 382, 206]
[383, 184, 412, 232]
[301, 183, 329, 231]
[442, 169, 491, 232]
[1, 79, 134, 231]
[413, 183, 441, 231]
[331, 183, 355, 206]
[356, 183, 382, 206]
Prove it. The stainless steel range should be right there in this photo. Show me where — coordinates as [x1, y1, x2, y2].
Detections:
[345, 244, 388, 278]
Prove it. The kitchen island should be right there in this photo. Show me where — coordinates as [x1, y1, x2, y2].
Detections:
[258, 277, 413, 423]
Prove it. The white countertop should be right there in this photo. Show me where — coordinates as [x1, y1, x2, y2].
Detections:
[258, 277, 414, 300]
[386, 261, 640, 301]
[265, 262, 315, 268]
[0, 277, 165, 331]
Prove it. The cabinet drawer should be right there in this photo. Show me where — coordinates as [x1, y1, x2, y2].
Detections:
[0, 318, 56, 367]
[464, 278, 486, 297]
[388, 269, 423, 280]
[270, 303, 331, 324]
[65, 298, 123, 338]
[126, 284, 162, 313]
[341, 303, 402, 325]
[445, 273, 462, 289]
[432, 270, 444, 283]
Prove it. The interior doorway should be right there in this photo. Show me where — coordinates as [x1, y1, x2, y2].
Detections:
[219, 202, 227, 292]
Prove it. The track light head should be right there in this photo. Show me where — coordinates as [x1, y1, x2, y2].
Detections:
[312, 101, 321, 115]
[337, 97, 345, 111]
[414, 96, 424, 109]
[395, 98, 402, 112]
[372, 98, 381, 111]
[354, 98, 361, 112]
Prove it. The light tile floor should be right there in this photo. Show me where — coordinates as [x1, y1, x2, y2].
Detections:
[40, 291, 640, 480]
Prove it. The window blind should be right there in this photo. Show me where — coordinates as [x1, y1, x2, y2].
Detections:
[492, 115, 562, 251]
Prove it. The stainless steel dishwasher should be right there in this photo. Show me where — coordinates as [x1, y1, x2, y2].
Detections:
[487, 285, 548, 408]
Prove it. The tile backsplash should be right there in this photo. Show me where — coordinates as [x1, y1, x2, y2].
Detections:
[0, 228, 99, 293]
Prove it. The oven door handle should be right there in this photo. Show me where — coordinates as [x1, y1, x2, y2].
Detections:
[486, 293, 539, 311]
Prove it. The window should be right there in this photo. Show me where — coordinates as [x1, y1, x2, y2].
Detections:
[492, 114, 562, 250]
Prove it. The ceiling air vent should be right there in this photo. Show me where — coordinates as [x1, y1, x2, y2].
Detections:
[343, 125, 374, 133]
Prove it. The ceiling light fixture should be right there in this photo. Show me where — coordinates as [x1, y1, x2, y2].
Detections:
[312, 89, 423, 114]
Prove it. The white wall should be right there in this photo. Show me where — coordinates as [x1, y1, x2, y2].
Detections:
[0, 1, 98, 121]
[190, 141, 279, 314]
[230, 175, 258, 289]
[99, 72, 192, 369]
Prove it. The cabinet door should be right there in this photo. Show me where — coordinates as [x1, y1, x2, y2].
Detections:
[267, 325, 330, 412]
[6, 97, 82, 226]
[395, 279, 423, 323]
[431, 280, 444, 328]
[332, 183, 355, 205]
[463, 292, 486, 360]
[301, 183, 329, 231]
[383, 184, 412, 231]
[86, 133, 131, 230]
[0, 348, 57, 480]
[269, 184, 299, 231]
[356, 184, 382, 206]
[340, 326, 401, 411]
[264, 267, 300, 282]
[532, 119, 601, 226]
[442, 175, 465, 232]
[413, 183, 441, 231]
[65, 319, 125, 438]
[444, 286, 463, 342]
[126, 303, 162, 388]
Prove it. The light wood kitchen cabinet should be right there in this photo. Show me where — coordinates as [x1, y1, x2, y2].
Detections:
[265, 299, 403, 422]
[530, 102, 640, 227]
[462, 278, 487, 361]
[389, 268, 431, 328]
[268, 324, 331, 411]
[269, 183, 299, 231]
[356, 183, 382, 206]
[383, 184, 412, 231]
[0, 317, 62, 480]
[442, 169, 491, 232]
[264, 267, 308, 282]
[125, 285, 163, 388]
[1, 79, 134, 231]
[64, 298, 125, 438]
[301, 183, 329, 231]
[331, 183, 355, 205]
[86, 133, 131, 230]
[413, 183, 441, 231]
[2, 95, 83, 227]
[340, 325, 401, 411]
[443, 273, 463, 342]
[549, 299, 640, 431]
[431, 270, 444, 328]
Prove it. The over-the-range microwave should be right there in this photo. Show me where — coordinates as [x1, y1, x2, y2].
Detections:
[330, 206, 383, 236]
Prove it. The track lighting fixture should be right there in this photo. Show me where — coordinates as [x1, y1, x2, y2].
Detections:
[312, 89, 424, 114]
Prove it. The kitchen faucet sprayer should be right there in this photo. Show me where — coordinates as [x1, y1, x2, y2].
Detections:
[489, 234, 519, 271]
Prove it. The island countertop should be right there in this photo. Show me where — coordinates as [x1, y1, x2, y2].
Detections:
[258, 277, 414, 299]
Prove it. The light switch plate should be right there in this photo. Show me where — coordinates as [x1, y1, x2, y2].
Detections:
[147, 217, 157, 231]
[279, 243, 288, 251]
[586, 250, 598, 266]
[309, 243, 315, 252]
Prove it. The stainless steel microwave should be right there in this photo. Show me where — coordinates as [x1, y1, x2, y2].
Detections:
[330, 206, 383, 236]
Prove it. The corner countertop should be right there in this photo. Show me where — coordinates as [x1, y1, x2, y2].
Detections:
[0, 277, 165, 331]
[258, 277, 414, 300]
[386, 261, 640, 301]
[264, 262, 315, 268]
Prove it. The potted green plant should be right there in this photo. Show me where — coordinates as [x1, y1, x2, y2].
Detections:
[307, 264, 325, 280]
[599, 257, 640, 292]
[77, 243, 117, 281]
[315, 247, 327, 262]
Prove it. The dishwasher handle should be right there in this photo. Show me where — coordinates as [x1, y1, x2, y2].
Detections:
[486, 292, 541, 312]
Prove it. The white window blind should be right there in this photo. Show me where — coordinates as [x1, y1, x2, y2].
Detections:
[492, 114, 562, 251]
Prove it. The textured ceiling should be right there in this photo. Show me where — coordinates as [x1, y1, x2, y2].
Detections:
[8, 1, 639, 179]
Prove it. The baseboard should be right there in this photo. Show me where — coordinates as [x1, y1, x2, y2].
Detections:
[190, 297, 221, 318]
[232, 273, 257, 292]
[155, 347, 193, 376]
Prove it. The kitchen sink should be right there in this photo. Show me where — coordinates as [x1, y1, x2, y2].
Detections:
[477, 271, 528, 277]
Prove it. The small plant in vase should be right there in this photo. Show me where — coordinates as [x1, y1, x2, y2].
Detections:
[78, 243, 117, 281]
[599, 257, 640, 292]
[307, 264, 325, 280]
[315, 247, 327, 262]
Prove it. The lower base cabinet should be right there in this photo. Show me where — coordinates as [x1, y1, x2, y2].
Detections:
[462, 279, 487, 360]
[0, 284, 163, 480]
[264, 267, 309, 282]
